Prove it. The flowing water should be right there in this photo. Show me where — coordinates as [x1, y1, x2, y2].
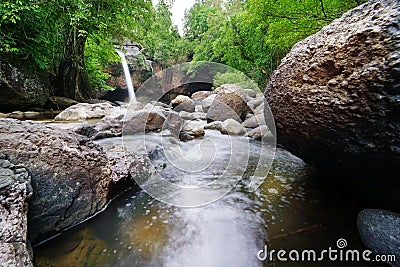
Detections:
[33, 130, 382, 267]
[116, 49, 137, 103]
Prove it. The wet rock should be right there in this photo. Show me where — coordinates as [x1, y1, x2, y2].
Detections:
[54, 102, 117, 121]
[246, 125, 274, 141]
[207, 84, 248, 122]
[204, 120, 245, 136]
[201, 94, 217, 113]
[51, 122, 98, 139]
[93, 115, 124, 140]
[254, 103, 265, 115]
[204, 121, 225, 135]
[242, 113, 266, 128]
[4, 110, 60, 121]
[164, 111, 184, 137]
[265, 0, 400, 200]
[123, 110, 166, 135]
[171, 95, 195, 112]
[129, 102, 145, 111]
[148, 101, 170, 109]
[101, 144, 151, 198]
[357, 209, 400, 267]
[195, 105, 204, 113]
[46, 96, 79, 110]
[0, 159, 33, 267]
[222, 119, 246, 136]
[180, 124, 205, 141]
[191, 91, 213, 102]
[0, 61, 50, 113]
[179, 131, 194, 141]
[243, 89, 257, 98]
[0, 119, 115, 244]
[179, 111, 207, 121]
[247, 98, 264, 110]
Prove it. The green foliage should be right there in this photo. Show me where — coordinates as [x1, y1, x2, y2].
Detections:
[139, 0, 191, 66]
[0, 0, 153, 95]
[184, 0, 366, 88]
[1, 0, 367, 97]
[214, 71, 260, 91]
[85, 37, 119, 90]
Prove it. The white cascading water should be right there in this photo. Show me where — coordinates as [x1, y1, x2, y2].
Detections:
[116, 49, 137, 103]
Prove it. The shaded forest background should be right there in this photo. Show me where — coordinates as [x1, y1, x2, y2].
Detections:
[0, 0, 365, 100]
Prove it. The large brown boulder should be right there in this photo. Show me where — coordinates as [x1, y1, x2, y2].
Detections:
[265, 0, 400, 200]
[206, 84, 248, 122]
[0, 159, 33, 266]
[0, 119, 147, 244]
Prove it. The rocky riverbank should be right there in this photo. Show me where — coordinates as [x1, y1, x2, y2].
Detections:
[0, 83, 271, 265]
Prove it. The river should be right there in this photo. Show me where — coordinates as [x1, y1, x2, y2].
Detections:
[33, 130, 383, 267]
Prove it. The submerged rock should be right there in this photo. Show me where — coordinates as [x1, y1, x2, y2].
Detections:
[265, 0, 400, 201]
[357, 209, 400, 267]
[0, 159, 33, 266]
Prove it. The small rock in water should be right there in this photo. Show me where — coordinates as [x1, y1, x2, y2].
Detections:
[268, 188, 279, 195]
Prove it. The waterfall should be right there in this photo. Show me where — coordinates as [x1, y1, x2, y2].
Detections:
[146, 60, 154, 75]
[115, 49, 136, 103]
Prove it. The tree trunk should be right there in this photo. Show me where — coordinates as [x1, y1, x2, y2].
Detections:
[56, 27, 91, 101]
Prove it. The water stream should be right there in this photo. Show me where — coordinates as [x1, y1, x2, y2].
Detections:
[116, 49, 137, 103]
[33, 130, 382, 267]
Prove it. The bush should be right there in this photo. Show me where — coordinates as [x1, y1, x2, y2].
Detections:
[213, 71, 260, 92]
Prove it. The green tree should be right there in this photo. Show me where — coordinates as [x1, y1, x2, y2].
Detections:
[139, 0, 194, 66]
[1, 0, 153, 100]
[184, 0, 366, 87]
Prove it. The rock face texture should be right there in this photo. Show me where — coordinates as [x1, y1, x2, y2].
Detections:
[0, 61, 50, 113]
[265, 0, 400, 199]
[0, 159, 33, 266]
[0, 119, 122, 244]
[171, 95, 195, 112]
[207, 84, 248, 122]
[357, 209, 400, 267]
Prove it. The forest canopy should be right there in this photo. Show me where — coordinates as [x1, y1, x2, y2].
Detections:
[0, 0, 365, 99]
